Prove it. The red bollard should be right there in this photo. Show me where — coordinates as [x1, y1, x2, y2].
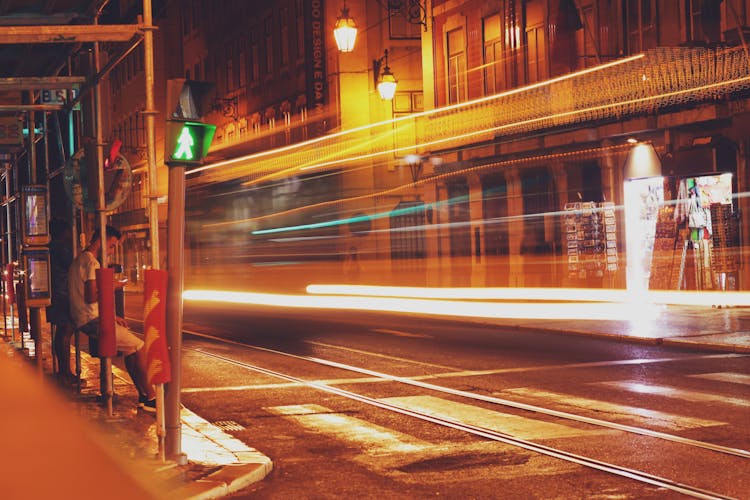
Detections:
[95, 268, 117, 358]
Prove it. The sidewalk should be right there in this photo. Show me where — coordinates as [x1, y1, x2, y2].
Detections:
[474, 303, 750, 354]
[0, 324, 272, 500]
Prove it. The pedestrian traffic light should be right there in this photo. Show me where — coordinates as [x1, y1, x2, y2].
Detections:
[164, 120, 216, 167]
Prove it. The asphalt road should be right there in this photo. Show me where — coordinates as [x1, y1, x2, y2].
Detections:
[128, 299, 750, 499]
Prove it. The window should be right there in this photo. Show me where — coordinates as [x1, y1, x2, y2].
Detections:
[627, 0, 658, 53]
[296, 0, 305, 60]
[238, 42, 247, 87]
[483, 13, 504, 95]
[250, 42, 260, 84]
[280, 8, 290, 66]
[447, 27, 467, 104]
[265, 16, 274, 76]
[524, 0, 547, 83]
[686, 0, 722, 43]
[226, 44, 234, 92]
[577, 3, 598, 67]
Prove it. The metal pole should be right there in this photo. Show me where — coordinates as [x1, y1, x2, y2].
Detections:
[142, 0, 166, 461]
[28, 109, 44, 373]
[164, 164, 186, 464]
[93, 25, 113, 417]
[5, 168, 15, 344]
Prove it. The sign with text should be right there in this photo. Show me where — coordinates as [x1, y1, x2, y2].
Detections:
[0, 117, 23, 146]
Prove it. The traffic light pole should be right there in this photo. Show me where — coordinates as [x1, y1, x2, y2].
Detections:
[164, 162, 186, 464]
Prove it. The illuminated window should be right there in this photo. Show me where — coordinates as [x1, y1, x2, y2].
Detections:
[447, 27, 467, 104]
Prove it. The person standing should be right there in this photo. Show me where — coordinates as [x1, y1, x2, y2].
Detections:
[47, 218, 76, 385]
[68, 225, 155, 412]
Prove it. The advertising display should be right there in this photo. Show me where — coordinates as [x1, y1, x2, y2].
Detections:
[23, 248, 51, 308]
[21, 185, 50, 246]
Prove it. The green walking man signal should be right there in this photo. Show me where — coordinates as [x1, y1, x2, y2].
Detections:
[174, 126, 195, 160]
[165, 120, 216, 167]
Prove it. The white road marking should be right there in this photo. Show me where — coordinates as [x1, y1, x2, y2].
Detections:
[689, 372, 750, 385]
[599, 381, 750, 408]
[306, 340, 460, 370]
[500, 388, 724, 431]
[380, 395, 610, 440]
[371, 328, 434, 339]
[266, 404, 431, 454]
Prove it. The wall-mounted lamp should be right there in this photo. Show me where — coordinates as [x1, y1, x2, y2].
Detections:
[213, 96, 239, 121]
[373, 49, 397, 100]
[334, 1, 358, 52]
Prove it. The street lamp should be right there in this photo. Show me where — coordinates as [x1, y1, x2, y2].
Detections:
[334, 2, 358, 53]
[374, 49, 397, 100]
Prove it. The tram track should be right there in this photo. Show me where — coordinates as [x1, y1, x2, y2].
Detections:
[183, 328, 747, 499]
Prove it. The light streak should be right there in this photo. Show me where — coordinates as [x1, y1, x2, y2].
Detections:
[187, 54, 645, 176]
[201, 142, 632, 230]
[303, 285, 750, 307]
[183, 288, 662, 322]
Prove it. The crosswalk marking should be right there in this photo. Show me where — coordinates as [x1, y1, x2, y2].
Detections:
[380, 395, 610, 440]
[500, 388, 724, 431]
[598, 381, 750, 408]
[689, 372, 750, 385]
[266, 404, 431, 454]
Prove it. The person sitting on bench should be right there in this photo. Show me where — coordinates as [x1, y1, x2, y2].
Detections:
[68, 225, 155, 412]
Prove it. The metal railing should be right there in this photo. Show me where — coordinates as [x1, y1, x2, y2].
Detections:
[194, 46, 750, 186]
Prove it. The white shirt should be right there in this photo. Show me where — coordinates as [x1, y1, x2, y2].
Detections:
[68, 250, 100, 328]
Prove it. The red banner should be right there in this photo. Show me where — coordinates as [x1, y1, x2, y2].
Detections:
[143, 269, 171, 384]
[95, 268, 117, 357]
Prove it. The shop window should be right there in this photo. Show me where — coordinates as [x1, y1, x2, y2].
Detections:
[447, 27, 467, 104]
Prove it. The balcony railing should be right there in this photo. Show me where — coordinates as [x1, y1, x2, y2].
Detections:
[193, 46, 750, 186]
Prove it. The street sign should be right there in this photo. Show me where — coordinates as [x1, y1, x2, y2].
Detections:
[164, 120, 216, 167]
[0, 116, 22, 146]
[39, 88, 81, 109]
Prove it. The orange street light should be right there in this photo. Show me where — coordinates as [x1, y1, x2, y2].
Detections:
[333, 2, 357, 53]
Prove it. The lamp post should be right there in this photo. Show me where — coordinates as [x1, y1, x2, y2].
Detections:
[374, 49, 397, 100]
[334, 1, 358, 52]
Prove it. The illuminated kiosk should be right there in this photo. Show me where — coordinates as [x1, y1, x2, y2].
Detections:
[623, 142, 739, 296]
[623, 143, 663, 298]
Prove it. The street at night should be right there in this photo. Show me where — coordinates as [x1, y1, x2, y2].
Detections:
[3, 0, 750, 498]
